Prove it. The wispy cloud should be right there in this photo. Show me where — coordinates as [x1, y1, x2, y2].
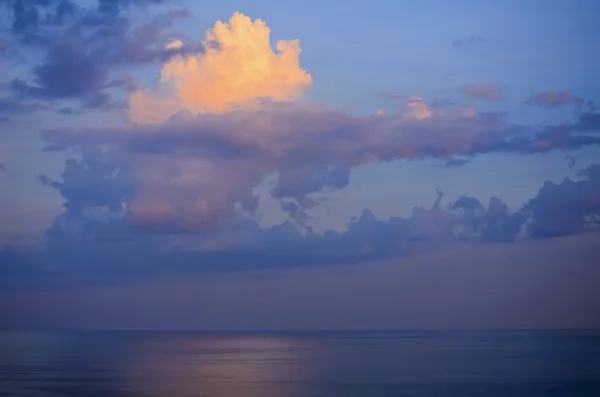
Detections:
[463, 84, 503, 102]
[526, 90, 585, 108]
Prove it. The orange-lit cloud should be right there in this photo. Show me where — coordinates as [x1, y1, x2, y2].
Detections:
[128, 12, 313, 124]
[400, 96, 432, 119]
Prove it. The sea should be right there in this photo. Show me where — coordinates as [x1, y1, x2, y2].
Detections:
[0, 330, 599, 397]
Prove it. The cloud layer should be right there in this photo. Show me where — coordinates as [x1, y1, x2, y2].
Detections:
[43, 87, 600, 234]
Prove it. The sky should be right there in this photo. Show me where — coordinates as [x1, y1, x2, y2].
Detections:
[0, 0, 599, 330]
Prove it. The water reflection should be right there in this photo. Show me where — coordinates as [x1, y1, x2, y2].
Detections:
[128, 334, 316, 397]
[1, 331, 600, 397]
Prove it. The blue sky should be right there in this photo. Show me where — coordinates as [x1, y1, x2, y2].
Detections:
[0, 0, 599, 329]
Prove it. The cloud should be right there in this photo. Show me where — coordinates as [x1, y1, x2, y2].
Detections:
[96, 0, 169, 16]
[3, 10, 600, 289]
[463, 84, 503, 101]
[12, 38, 109, 99]
[0, 0, 170, 43]
[43, 92, 600, 232]
[526, 90, 585, 108]
[82, 8, 201, 67]
[0, 96, 50, 122]
[3, 118, 597, 289]
[127, 12, 313, 124]
[0, 177, 534, 289]
[0, 0, 76, 45]
[524, 165, 600, 238]
[37, 101, 487, 229]
[481, 197, 530, 243]
[1, 1, 195, 112]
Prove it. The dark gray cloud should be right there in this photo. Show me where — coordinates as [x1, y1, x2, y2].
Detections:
[526, 90, 585, 108]
[0, 96, 50, 122]
[272, 166, 351, 203]
[1, 0, 198, 111]
[8, 9, 196, 101]
[481, 197, 530, 243]
[76, 8, 201, 67]
[575, 111, 600, 132]
[451, 195, 485, 214]
[0, 0, 76, 44]
[39, 146, 133, 219]
[0, 0, 170, 41]
[11, 38, 109, 99]
[524, 164, 600, 238]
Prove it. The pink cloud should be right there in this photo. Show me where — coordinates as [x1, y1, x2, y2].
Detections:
[526, 90, 585, 107]
[464, 84, 504, 101]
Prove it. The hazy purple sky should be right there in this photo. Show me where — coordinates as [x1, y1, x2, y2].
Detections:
[0, 0, 599, 329]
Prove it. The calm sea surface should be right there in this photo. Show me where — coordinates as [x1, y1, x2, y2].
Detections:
[0, 330, 599, 397]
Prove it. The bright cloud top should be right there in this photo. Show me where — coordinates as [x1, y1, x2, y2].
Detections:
[128, 12, 313, 124]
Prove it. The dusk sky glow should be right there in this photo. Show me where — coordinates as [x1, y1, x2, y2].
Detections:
[0, 0, 599, 330]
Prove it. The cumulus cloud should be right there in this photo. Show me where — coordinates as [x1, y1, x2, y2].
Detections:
[127, 12, 313, 124]
[524, 165, 600, 238]
[526, 90, 585, 108]
[401, 96, 433, 119]
[463, 84, 503, 101]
